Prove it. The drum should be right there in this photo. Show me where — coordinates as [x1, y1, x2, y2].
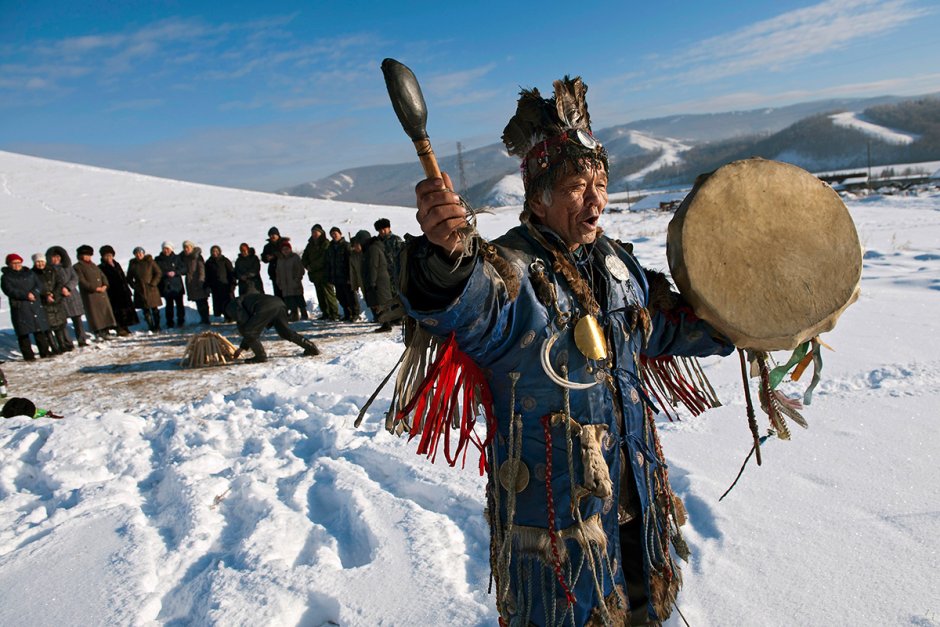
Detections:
[667, 158, 862, 351]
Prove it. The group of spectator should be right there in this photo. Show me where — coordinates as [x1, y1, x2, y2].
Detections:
[1, 218, 407, 361]
[262, 218, 406, 333]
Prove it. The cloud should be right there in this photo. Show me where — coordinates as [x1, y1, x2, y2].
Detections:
[3, 15, 305, 96]
[664, 0, 928, 83]
[626, 71, 940, 119]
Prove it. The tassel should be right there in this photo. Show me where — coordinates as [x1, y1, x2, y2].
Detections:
[640, 355, 721, 420]
[391, 332, 496, 475]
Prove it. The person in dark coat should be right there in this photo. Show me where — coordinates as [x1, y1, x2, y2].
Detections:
[261, 227, 283, 298]
[374, 218, 405, 296]
[74, 245, 117, 340]
[32, 253, 72, 353]
[127, 247, 163, 332]
[351, 230, 403, 333]
[205, 245, 236, 321]
[156, 241, 186, 328]
[224, 294, 320, 364]
[301, 224, 340, 321]
[325, 227, 360, 323]
[2, 254, 53, 360]
[98, 245, 139, 336]
[348, 238, 364, 318]
[234, 243, 264, 296]
[181, 241, 209, 325]
[275, 240, 308, 321]
[46, 245, 89, 346]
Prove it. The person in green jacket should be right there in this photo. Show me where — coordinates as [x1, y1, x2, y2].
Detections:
[301, 224, 340, 321]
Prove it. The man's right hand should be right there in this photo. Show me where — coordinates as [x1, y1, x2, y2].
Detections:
[232, 348, 242, 360]
[415, 172, 467, 259]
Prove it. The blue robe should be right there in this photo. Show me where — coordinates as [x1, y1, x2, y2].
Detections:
[403, 225, 732, 625]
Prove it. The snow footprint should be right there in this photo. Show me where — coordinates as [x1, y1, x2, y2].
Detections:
[305, 465, 377, 569]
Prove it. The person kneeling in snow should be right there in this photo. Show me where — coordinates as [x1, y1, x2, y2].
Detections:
[225, 293, 320, 363]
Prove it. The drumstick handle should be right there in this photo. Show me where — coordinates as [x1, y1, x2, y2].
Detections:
[413, 138, 441, 179]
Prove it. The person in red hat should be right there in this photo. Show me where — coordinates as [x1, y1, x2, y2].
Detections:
[2, 253, 54, 360]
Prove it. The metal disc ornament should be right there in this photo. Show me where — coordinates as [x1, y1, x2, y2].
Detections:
[498, 460, 530, 493]
[604, 254, 630, 282]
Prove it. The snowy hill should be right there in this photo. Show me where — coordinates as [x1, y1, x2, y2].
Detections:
[830, 111, 920, 145]
[282, 93, 940, 206]
[1, 152, 939, 625]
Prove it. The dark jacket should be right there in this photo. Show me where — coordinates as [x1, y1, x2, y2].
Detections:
[301, 235, 330, 283]
[181, 248, 208, 301]
[34, 265, 67, 328]
[234, 250, 264, 295]
[225, 293, 286, 343]
[275, 251, 305, 297]
[156, 252, 186, 296]
[74, 259, 117, 331]
[2, 266, 50, 334]
[205, 255, 236, 294]
[261, 238, 281, 281]
[127, 255, 163, 308]
[378, 232, 405, 292]
[360, 237, 393, 310]
[99, 259, 138, 327]
[46, 246, 84, 317]
[325, 238, 351, 285]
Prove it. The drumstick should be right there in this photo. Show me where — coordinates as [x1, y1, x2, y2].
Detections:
[382, 58, 442, 179]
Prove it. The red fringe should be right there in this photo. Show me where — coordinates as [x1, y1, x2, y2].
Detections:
[640, 355, 714, 421]
[395, 332, 496, 475]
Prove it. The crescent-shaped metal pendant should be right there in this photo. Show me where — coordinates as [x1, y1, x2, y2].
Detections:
[574, 315, 608, 361]
[540, 332, 597, 390]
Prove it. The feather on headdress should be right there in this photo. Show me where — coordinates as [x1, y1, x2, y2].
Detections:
[554, 76, 591, 133]
[501, 76, 607, 193]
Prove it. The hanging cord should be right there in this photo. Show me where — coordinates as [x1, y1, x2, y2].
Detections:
[354, 348, 408, 427]
[496, 374, 523, 619]
[674, 601, 692, 627]
[540, 413, 577, 606]
[524, 222, 600, 317]
[561, 365, 614, 625]
[738, 348, 762, 466]
[718, 431, 774, 501]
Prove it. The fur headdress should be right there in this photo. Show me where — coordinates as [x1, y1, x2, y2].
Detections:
[501, 76, 608, 199]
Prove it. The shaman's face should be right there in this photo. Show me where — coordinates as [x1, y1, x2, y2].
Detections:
[530, 165, 608, 250]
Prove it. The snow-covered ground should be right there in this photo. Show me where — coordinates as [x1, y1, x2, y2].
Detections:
[1, 151, 939, 626]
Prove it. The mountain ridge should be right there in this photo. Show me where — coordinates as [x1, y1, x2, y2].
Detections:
[281, 93, 940, 207]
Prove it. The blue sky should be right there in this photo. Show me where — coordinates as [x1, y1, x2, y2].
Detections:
[2, 0, 938, 191]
